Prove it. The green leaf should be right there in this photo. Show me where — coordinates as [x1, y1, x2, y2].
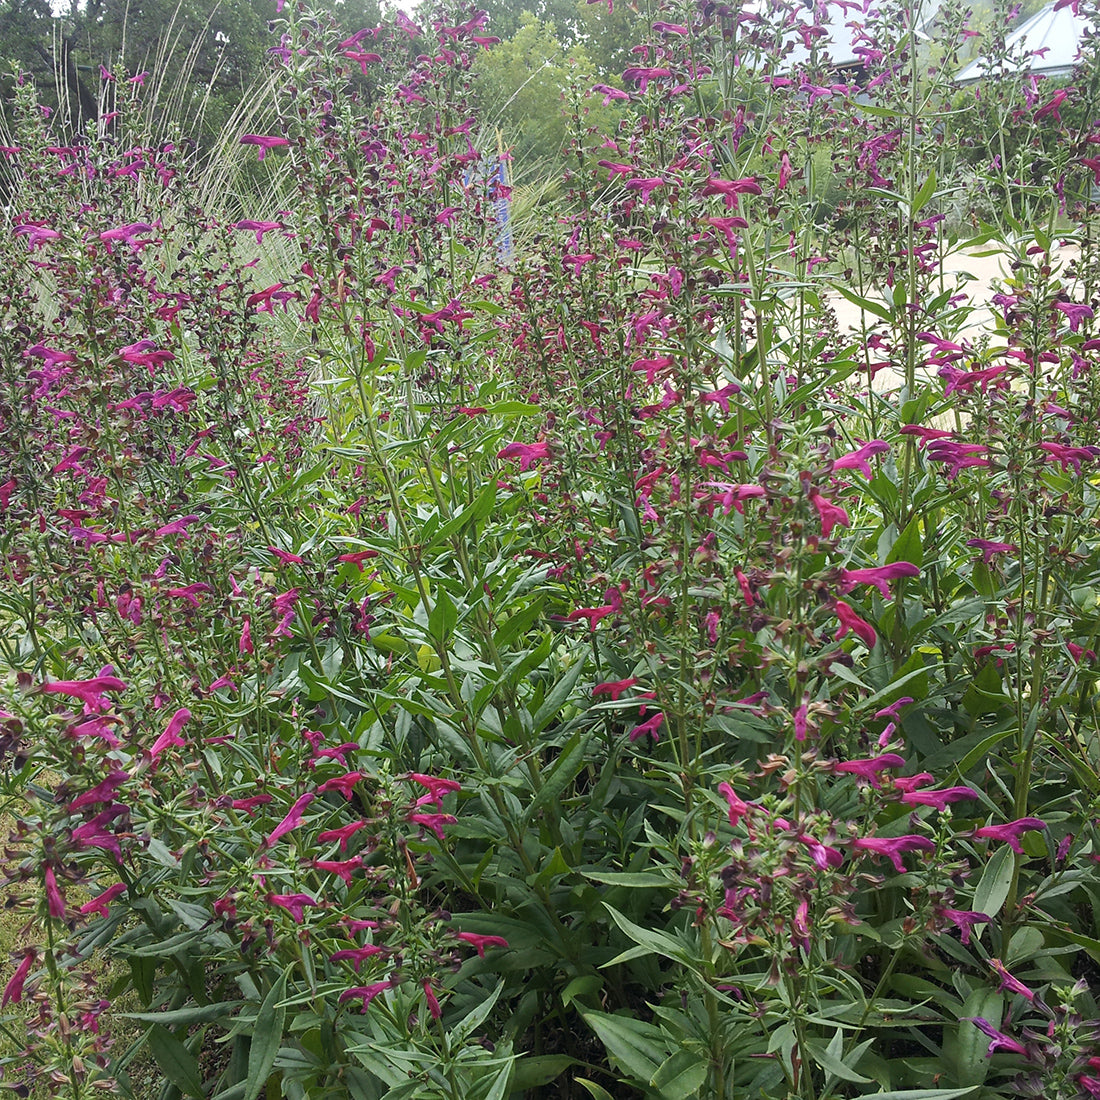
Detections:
[525, 729, 591, 824]
[886, 515, 923, 569]
[972, 844, 1015, 921]
[244, 965, 291, 1100]
[580, 1011, 664, 1083]
[859, 1089, 978, 1100]
[601, 905, 699, 971]
[651, 1049, 707, 1099]
[807, 1028, 873, 1084]
[531, 659, 586, 734]
[123, 1002, 241, 1025]
[912, 169, 937, 215]
[427, 588, 458, 645]
[583, 871, 672, 888]
[147, 1025, 206, 1100]
[452, 980, 506, 1045]
[834, 285, 893, 322]
[576, 1079, 618, 1100]
[509, 1055, 574, 1091]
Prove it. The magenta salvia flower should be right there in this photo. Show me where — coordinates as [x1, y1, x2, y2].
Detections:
[833, 439, 889, 478]
[797, 834, 844, 869]
[317, 771, 365, 800]
[240, 134, 290, 160]
[717, 781, 752, 826]
[700, 175, 762, 208]
[852, 835, 936, 873]
[41, 675, 127, 703]
[834, 753, 906, 788]
[234, 220, 283, 244]
[592, 678, 638, 701]
[1, 949, 36, 1007]
[810, 492, 849, 537]
[407, 812, 456, 840]
[1039, 441, 1099, 474]
[339, 979, 394, 1013]
[838, 563, 920, 598]
[631, 355, 675, 384]
[43, 865, 66, 918]
[423, 980, 442, 1019]
[318, 820, 367, 852]
[150, 707, 190, 758]
[901, 786, 979, 810]
[310, 857, 364, 885]
[408, 773, 462, 806]
[990, 958, 1035, 1001]
[1053, 300, 1094, 332]
[329, 944, 384, 971]
[268, 893, 318, 924]
[835, 600, 877, 648]
[621, 66, 672, 92]
[966, 538, 1017, 564]
[455, 932, 509, 957]
[79, 883, 127, 919]
[629, 711, 664, 743]
[497, 441, 550, 470]
[265, 792, 316, 847]
[973, 817, 1046, 853]
[941, 908, 991, 945]
[965, 1016, 1030, 1059]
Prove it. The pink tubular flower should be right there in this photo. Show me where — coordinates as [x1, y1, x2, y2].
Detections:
[43, 865, 66, 918]
[267, 893, 318, 923]
[231, 794, 273, 814]
[629, 711, 664, 743]
[79, 883, 127, 919]
[965, 1016, 1030, 1059]
[41, 675, 126, 703]
[838, 563, 920, 598]
[700, 175, 762, 208]
[317, 771, 365, 800]
[408, 774, 462, 806]
[497, 441, 550, 471]
[631, 355, 675, 384]
[990, 958, 1034, 1001]
[318, 820, 367, 851]
[966, 538, 1017, 564]
[834, 753, 906, 788]
[310, 856, 363, 884]
[835, 601, 877, 648]
[852, 834, 936, 873]
[593, 678, 638, 700]
[717, 781, 752, 826]
[265, 792, 316, 847]
[423, 980, 442, 1019]
[973, 817, 1046, 854]
[240, 134, 290, 160]
[455, 932, 509, 957]
[797, 834, 844, 869]
[1, 948, 36, 1006]
[234, 219, 282, 243]
[901, 786, 979, 810]
[941, 908, 990, 945]
[339, 979, 393, 1013]
[810, 492, 849, 537]
[239, 619, 254, 655]
[330, 944, 384, 971]
[407, 812, 455, 840]
[833, 439, 889, 478]
[150, 707, 190, 758]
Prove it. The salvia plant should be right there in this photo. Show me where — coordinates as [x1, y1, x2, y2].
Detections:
[2, 0, 1100, 1097]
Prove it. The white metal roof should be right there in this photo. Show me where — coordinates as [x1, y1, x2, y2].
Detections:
[955, 2, 1095, 82]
